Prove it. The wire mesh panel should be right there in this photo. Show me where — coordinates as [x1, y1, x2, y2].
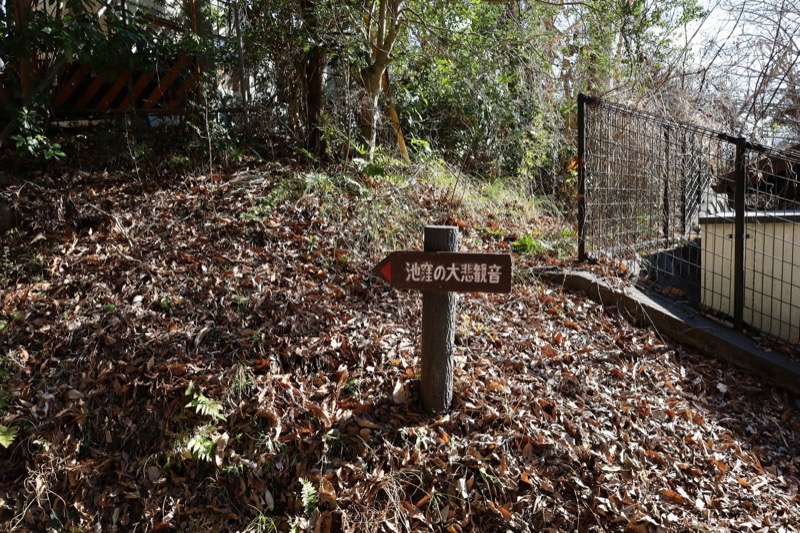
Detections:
[579, 94, 800, 351]
[579, 95, 736, 307]
[741, 147, 800, 344]
[581, 98, 732, 250]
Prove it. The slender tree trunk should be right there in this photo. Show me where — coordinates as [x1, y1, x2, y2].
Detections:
[382, 68, 409, 162]
[305, 46, 327, 154]
[359, 0, 402, 158]
[300, 0, 328, 155]
[14, 0, 33, 100]
[360, 65, 384, 158]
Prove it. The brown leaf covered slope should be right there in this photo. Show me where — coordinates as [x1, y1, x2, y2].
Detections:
[1, 166, 799, 532]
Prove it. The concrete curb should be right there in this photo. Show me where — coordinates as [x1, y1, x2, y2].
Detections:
[533, 267, 800, 395]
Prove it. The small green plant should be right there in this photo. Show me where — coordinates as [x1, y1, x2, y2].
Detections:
[288, 518, 303, 533]
[228, 362, 255, 405]
[0, 424, 18, 448]
[0, 351, 19, 381]
[181, 382, 228, 463]
[2, 245, 22, 278]
[265, 175, 308, 208]
[480, 226, 506, 239]
[186, 433, 217, 463]
[0, 388, 10, 413]
[220, 461, 245, 478]
[185, 425, 219, 462]
[341, 378, 359, 396]
[322, 428, 363, 462]
[244, 512, 278, 533]
[185, 381, 226, 422]
[169, 154, 190, 167]
[352, 157, 385, 178]
[11, 105, 65, 160]
[424, 488, 452, 522]
[476, 466, 502, 498]
[250, 331, 264, 351]
[550, 227, 578, 257]
[512, 234, 546, 255]
[408, 137, 432, 159]
[241, 199, 273, 221]
[234, 294, 251, 314]
[512, 228, 577, 258]
[299, 477, 319, 515]
[254, 427, 284, 455]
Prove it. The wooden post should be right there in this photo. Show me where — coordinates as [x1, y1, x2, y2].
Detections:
[420, 225, 458, 413]
[373, 228, 511, 412]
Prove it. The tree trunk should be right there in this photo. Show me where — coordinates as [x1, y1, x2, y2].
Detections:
[300, 0, 328, 155]
[382, 68, 409, 162]
[13, 0, 33, 99]
[359, 0, 402, 159]
[360, 65, 384, 158]
[305, 46, 327, 155]
[0, 198, 13, 235]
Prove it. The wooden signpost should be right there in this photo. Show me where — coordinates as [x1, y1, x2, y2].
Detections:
[374, 226, 512, 413]
[373, 251, 512, 294]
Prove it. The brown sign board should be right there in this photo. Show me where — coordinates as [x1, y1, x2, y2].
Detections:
[373, 251, 512, 293]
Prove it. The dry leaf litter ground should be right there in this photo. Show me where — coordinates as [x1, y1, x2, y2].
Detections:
[1, 162, 799, 532]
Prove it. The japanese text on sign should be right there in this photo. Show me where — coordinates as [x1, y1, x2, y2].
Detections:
[373, 250, 512, 293]
[405, 261, 504, 285]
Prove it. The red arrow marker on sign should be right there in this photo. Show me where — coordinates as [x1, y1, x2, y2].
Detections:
[379, 256, 393, 283]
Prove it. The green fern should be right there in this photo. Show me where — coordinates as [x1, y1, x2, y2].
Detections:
[299, 477, 318, 515]
[187, 433, 216, 462]
[185, 381, 226, 422]
[0, 424, 17, 448]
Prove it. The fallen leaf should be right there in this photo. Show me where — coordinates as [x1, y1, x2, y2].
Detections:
[392, 380, 407, 404]
[147, 466, 161, 482]
[661, 489, 690, 505]
[319, 477, 336, 505]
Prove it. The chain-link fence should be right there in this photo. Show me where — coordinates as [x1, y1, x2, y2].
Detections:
[578, 94, 800, 350]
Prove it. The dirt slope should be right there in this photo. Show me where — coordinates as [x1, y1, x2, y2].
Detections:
[1, 164, 799, 532]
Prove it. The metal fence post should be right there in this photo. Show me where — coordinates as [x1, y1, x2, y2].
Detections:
[577, 93, 587, 261]
[733, 137, 747, 331]
[680, 131, 687, 233]
[663, 126, 671, 243]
